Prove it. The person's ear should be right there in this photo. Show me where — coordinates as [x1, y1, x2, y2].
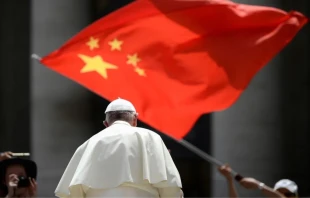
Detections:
[133, 115, 138, 127]
[103, 121, 109, 127]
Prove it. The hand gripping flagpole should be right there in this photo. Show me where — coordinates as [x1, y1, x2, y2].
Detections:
[31, 54, 42, 61]
[176, 138, 244, 181]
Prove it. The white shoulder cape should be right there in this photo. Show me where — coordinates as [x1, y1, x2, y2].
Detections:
[55, 121, 182, 197]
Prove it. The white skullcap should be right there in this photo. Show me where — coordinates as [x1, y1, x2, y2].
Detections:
[105, 97, 136, 113]
[274, 179, 298, 193]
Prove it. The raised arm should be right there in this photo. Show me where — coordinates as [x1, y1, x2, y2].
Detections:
[218, 164, 239, 198]
[240, 178, 286, 198]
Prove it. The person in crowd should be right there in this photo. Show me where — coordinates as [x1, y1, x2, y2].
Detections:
[0, 157, 37, 198]
[218, 164, 298, 198]
[0, 151, 13, 197]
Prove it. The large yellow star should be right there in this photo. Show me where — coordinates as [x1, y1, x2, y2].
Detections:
[78, 54, 118, 79]
[108, 38, 123, 51]
[135, 67, 146, 77]
[86, 37, 99, 50]
[127, 53, 141, 67]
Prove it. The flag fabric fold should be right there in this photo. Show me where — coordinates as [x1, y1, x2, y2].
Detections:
[40, 0, 308, 139]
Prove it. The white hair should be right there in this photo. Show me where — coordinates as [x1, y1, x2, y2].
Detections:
[105, 111, 136, 125]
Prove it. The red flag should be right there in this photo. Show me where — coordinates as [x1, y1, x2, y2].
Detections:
[40, 0, 307, 139]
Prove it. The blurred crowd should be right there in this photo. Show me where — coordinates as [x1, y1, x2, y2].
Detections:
[0, 151, 298, 198]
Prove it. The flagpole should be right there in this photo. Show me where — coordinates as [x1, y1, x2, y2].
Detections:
[178, 139, 223, 166]
[176, 138, 243, 181]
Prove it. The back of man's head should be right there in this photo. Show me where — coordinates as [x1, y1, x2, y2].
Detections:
[104, 98, 138, 127]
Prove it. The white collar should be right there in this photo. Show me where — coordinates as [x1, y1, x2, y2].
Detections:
[111, 120, 131, 126]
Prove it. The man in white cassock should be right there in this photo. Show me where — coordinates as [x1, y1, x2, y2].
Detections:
[55, 98, 183, 198]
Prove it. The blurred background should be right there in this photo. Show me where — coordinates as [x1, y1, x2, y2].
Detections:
[0, 0, 309, 197]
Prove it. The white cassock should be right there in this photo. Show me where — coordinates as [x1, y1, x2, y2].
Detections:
[55, 121, 182, 198]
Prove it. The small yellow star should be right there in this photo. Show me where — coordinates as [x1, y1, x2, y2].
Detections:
[135, 67, 146, 76]
[86, 37, 99, 50]
[127, 53, 141, 67]
[78, 54, 118, 79]
[108, 38, 123, 51]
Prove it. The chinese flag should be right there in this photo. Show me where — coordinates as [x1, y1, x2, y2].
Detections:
[40, 0, 307, 139]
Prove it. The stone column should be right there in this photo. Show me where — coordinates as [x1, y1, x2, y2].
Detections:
[211, 0, 309, 197]
[0, 1, 31, 153]
[31, 0, 93, 196]
[279, 1, 310, 196]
